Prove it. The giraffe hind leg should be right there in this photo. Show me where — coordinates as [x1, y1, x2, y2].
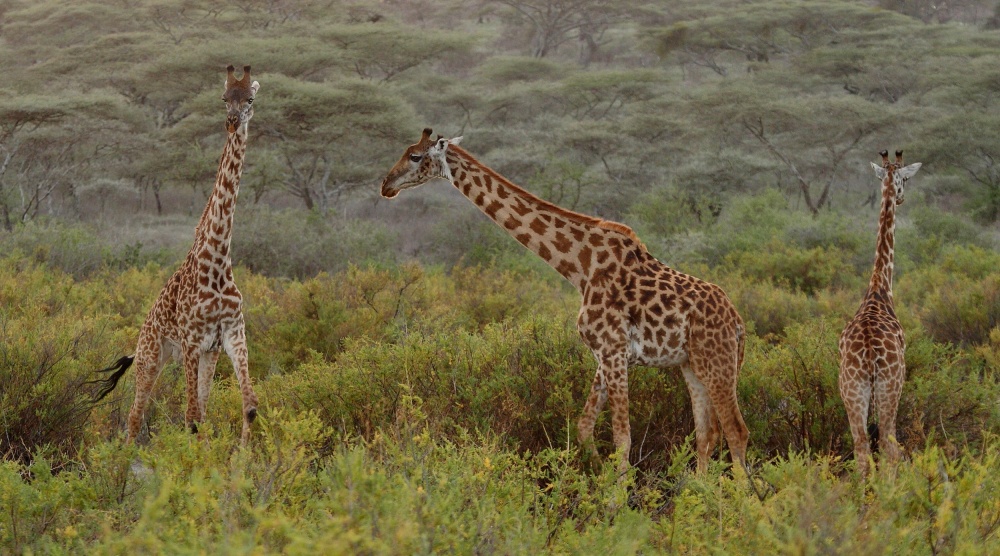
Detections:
[688, 345, 749, 471]
[874, 361, 903, 466]
[681, 363, 720, 474]
[839, 353, 873, 476]
[223, 319, 258, 445]
[126, 334, 173, 442]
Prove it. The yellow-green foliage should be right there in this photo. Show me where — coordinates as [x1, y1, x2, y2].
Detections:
[2, 247, 1000, 553]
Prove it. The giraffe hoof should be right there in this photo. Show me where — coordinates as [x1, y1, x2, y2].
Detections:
[246, 408, 257, 423]
[190, 423, 199, 434]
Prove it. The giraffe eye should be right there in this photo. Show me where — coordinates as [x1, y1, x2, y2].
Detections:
[248, 98, 253, 105]
[409, 154, 422, 163]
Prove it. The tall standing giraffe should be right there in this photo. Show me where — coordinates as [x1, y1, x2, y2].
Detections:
[839, 149, 921, 476]
[92, 65, 261, 444]
[380, 129, 751, 474]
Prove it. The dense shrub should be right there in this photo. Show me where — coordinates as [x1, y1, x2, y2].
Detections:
[740, 319, 850, 457]
[899, 245, 1000, 345]
[0, 258, 124, 467]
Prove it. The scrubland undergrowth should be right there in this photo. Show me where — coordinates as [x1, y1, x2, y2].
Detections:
[2, 212, 999, 552]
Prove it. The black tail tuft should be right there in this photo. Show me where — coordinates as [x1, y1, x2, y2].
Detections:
[868, 421, 880, 455]
[87, 355, 135, 403]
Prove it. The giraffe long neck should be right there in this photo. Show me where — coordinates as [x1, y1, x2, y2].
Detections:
[194, 124, 248, 259]
[867, 182, 896, 300]
[445, 146, 632, 292]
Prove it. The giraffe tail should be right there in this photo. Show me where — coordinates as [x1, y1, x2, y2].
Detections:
[866, 348, 879, 455]
[87, 355, 135, 402]
[735, 323, 746, 372]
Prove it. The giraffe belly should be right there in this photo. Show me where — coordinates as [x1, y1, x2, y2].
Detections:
[628, 326, 688, 367]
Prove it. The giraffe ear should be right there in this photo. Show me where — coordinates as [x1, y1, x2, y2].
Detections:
[449, 136, 463, 147]
[871, 162, 888, 181]
[250, 80, 260, 96]
[896, 162, 922, 180]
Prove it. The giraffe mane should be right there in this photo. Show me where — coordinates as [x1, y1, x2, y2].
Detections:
[448, 145, 647, 252]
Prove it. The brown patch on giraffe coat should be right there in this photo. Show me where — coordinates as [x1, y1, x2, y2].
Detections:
[511, 199, 533, 216]
[578, 245, 592, 276]
[555, 260, 579, 277]
[484, 200, 503, 218]
[553, 232, 573, 254]
[529, 218, 548, 235]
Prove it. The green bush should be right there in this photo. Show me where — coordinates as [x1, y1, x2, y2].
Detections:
[899, 245, 1000, 345]
[2, 239, 1000, 552]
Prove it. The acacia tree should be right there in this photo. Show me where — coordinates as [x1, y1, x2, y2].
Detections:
[0, 93, 125, 230]
[681, 80, 897, 216]
[487, 0, 628, 59]
[647, 1, 884, 77]
[254, 75, 416, 212]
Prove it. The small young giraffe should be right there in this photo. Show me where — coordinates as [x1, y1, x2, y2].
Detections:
[92, 65, 261, 444]
[380, 129, 751, 474]
[839, 149, 921, 476]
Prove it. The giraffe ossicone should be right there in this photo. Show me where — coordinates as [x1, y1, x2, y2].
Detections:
[839, 148, 921, 477]
[91, 64, 260, 445]
[381, 128, 752, 475]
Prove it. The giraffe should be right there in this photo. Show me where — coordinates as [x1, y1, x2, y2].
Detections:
[839, 149, 921, 477]
[91, 65, 261, 444]
[380, 129, 751, 475]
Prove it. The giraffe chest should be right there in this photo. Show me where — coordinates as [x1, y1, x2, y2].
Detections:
[163, 262, 243, 336]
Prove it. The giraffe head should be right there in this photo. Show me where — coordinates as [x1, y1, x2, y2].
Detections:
[870, 150, 921, 205]
[223, 64, 260, 134]
[380, 128, 463, 198]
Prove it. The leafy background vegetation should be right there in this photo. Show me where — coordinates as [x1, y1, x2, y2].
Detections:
[2, 0, 1000, 553]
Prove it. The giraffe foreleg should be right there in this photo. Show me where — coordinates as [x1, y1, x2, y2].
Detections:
[222, 317, 258, 445]
[196, 349, 221, 423]
[603, 355, 631, 474]
[577, 368, 608, 457]
[182, 344, 202, 434]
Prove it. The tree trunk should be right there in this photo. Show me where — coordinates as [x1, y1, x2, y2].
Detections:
[153, 180, 163, 215]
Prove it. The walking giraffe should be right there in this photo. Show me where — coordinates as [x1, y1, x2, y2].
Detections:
[380, 129, 750, 474]
[839, 149, 922, 476]
[92, 65, 260, 444]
